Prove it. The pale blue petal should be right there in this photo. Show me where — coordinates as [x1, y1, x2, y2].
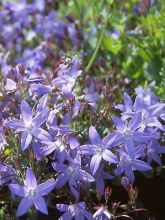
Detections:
[95, 176, 105, 195]
[89, 126, 102, 145]
[90, 154, 102, 174]
[21, 100, 32, 127]
[33, 196, 48, 215]
[56, 173, 69, 188]
[78, 144, 97, 155]
[21, 131, 32, 151]
[32, 128, 52, 142]
[17, 197, 33, 216]
[25, 168, 37, 188]
[133, 159, 152, 171]
[69, 184, 79, 198]
[52, 162, 68, 172]
[40, 142, 57, 156]
[103, 150, 118, 164]
[78, 169, 95, 182]
[111, 116, 127, 133]
[37, 94, 48, 112]
[32, 110, 50, 128]
[4, 119, 24, 131]
[128, 112, 142, 131]
[36, 181, 56, 196]
[56, 204, 70, 212]
[8, 184, 27, 197]
[124, 92, 133, 110]
[124, 138, 135, 158]
[59, 211, 73, 220]
[125, 166, 135, 183]
[75, 214, 85, 220]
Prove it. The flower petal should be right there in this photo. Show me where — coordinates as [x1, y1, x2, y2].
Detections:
[82, 210, 93, 220]
[89, 126, 102, 145]
[124, 138, 135, 158]
[21, 100, 32, 127]
[52, 162, 68, 172]
[4, 119, 24, 131]
[8, 184, 27, 197]
[32, 128, 52, 142]
[90, 154, 102, 175]
[133, 159, 152, 171]
[25, 168, 37, 188]
[17, 197, 33, 216]
[56, 173, 69, 188]
[78, 169, 95, 182]
[56, 204, 70, 212]
[58, 210, 73, 220]
[124, 92, 133, 110]
[32, 110, 50, 128]
[36, 181, 56, 196]
[103, 149, 118, 164]
[21, 131, 32, 151]
[124, 166, 135, 183]
[78, 144, 97, 155]
[128, 112, 142, 131]
[33, 196, 48, 215]
[112, 116, 127, 133]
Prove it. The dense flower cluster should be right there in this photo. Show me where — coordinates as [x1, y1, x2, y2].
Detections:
[0, 1, 164, 219]
[0, 53, 164, 218]
[0, 0, 82, 73]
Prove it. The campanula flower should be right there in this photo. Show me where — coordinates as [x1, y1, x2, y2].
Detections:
[94, 163, 114, 196]
[79, 126, 118, 174]
[4, 100, 50, 150]
[110, 112, 151, 157]
[0, 163, 17, 186]
[52, 56, 82, 97]
[52, 155, 94, 198]
[93, 206, 113, 220]
[57, 202, 93, 220]
[9, 168, 56, 216]
[114, 149, 152, 183]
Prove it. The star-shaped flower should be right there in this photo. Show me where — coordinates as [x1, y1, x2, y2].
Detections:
[79, 126, 118, 174]
[4, 100, 50, 150]
[9, 168, 56, 216]
[57, 202, 93, 220]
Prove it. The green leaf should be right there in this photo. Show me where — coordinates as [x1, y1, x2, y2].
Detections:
[107, 0, 114, 4]
[103, 34, 122, 54]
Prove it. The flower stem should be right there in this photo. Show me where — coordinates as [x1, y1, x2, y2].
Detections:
[85, 13, 111, 72]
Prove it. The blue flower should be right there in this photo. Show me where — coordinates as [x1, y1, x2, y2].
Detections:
[52, 156, 94, 198]
[57, 202, 93, 220]
[93, 206, 113, 220]
[114, 149, 152, 183]
[52, 56, 82, 97]
[9, 168, 56, 216]
[0, 162, 17, 186]
[79, 126, 118, 174]
[94, 163, 114, 196]
[4, 100, 50, 150]
[109, 113, 151, 157]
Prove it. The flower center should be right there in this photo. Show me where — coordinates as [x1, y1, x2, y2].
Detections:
[96, 148, 104, 155]
[67, 166, 75, 175]
[124, 129, 131, 138]
[121, 154, 132, 166]
[28, 188, 36, 197]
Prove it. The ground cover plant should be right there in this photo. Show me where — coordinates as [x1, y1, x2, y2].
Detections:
[0, 0, 165, 219]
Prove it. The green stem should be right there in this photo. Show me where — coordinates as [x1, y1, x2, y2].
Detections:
[73, 0, 84, 27]
[85, 14, 110, 72]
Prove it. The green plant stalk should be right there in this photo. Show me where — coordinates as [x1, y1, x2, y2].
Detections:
[85, 14, 110, 72]
[73, 0, 84, 27]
